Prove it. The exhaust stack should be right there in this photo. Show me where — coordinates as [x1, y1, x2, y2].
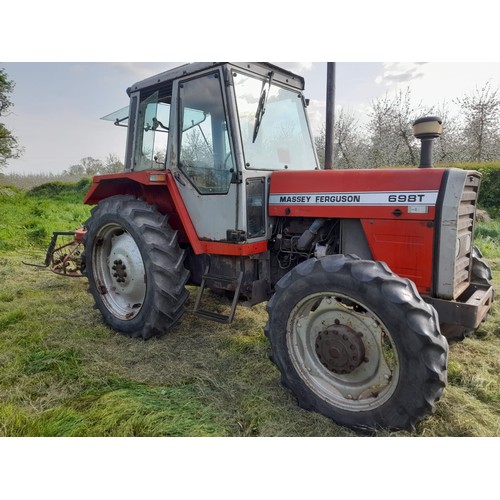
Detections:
[324, 62, 336, 169]
[413, 116, 443, 168]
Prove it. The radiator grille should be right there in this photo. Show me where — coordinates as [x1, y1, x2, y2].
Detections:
[453, 174, 480, 296]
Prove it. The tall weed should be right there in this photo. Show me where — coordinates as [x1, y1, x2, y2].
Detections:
[0, 182, 91, 251]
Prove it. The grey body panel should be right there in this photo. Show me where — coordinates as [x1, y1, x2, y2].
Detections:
[340, 219, 373, 259]
[435, 169, 480, 299]
[128, 62, 305, 94]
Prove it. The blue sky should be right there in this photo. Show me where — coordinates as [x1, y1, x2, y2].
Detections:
[4, 61, 500, 174]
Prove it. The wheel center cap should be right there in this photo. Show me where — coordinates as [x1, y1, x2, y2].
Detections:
[315, 325, 365, 374]
[329, 347, 340, 359]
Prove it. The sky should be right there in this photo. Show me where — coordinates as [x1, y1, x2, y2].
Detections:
[2, 2, 500, 176]
[4, 61, 500, 175]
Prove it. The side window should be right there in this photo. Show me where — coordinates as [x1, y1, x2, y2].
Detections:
[179, 72, 234, 194]
[134, 91, 171, 171]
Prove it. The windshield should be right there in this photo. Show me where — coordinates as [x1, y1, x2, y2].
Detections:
[233, 71, 318, 170]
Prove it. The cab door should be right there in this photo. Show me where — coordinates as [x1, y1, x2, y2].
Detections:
[171, 69, 239, 242]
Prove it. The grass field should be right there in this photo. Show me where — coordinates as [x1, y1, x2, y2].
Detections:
[0, 180, 499, 437]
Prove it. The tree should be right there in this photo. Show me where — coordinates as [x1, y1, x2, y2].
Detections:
[454, 81, 500, 162]
[427, 102, 462, 164]
[314, 126, 326, 167]
[0, 68, 23, 170]
[63, 163, 86, 177]
[81, 156, 104, 176]
[314, 109, 368, 169]
[63, 154, 124, 177]
[334, 109, 368, 169]
[367, 88, 420, 167]
[102, 153, 124, 173]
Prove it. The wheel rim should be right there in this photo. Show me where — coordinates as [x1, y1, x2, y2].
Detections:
[92, 223, 146, 320]
[287, 292, 399, 412]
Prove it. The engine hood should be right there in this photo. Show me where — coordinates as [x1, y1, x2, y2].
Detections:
[268, 168, 446, 220]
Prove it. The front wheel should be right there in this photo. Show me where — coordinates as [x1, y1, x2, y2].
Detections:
[83, 195, 190, 339]
[265, 255, 448, 431]
[471, 245, 492, 285]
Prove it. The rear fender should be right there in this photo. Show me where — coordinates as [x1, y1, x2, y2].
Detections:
[84, 170, 194, 248]
[83, 171, 268, 257]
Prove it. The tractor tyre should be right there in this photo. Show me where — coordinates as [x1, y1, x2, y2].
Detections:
[83, 195, 190, 339]
[265, 254, 448, 432]
[471, 245, 492, 285]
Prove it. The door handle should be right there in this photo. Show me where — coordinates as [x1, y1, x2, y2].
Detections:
[174, 171, 186, 186]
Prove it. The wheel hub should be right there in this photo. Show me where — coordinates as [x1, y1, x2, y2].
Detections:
[112, 259, 128, 283]
[93, 228, 147, 320]
[108, 233, 145, 295]
[315, 325, 365, 374]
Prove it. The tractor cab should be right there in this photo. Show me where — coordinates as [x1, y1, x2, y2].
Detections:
[103, 62, 318, 242]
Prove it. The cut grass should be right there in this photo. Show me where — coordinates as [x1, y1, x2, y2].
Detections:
[0, 184, 499, 436]
[0, 251, 498, 437]
[0, 384, 229, 437]
[0, 253, 357, 437]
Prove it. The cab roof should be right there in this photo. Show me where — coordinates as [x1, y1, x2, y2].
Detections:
[127, 62, 306, 95]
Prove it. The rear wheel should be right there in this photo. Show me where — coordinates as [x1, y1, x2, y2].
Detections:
[83, 195, 190, 339]
[265, 255, 448, 431]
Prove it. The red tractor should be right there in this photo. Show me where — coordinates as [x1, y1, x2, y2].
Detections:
[39, 62, 495, 431]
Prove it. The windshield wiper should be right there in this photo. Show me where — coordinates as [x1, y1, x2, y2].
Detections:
[252, 71, 274, 143]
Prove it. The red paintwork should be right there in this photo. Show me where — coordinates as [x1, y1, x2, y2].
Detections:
[269, 168, 445, 219]
[269, 168, 446, 293]
[83, 170, 267, 256]
[361, 219, 434, 293]
[74, 227, 87, 242]
[84, 168, 446, 293]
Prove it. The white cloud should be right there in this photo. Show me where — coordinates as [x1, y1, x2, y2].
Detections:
[274, 62, 313, 74]
[375, 62, 427, 86]
[109, 62, 185, 80]
[370, 62, 500, 120]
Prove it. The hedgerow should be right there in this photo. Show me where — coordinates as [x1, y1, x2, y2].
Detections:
[440, 162, 500, 216]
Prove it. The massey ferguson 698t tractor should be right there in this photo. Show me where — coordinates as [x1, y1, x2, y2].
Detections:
[35, 62, 494, 431]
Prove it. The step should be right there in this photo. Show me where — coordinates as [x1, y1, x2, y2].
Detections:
[193, 270, 244, 324]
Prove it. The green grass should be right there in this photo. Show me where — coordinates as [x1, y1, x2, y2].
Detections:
[475, 218, 500, 257]
[1, 251, 498, 437]
[0, 257, 348, 437]
[0, 181, 499, 437]
[0, 183, 91, 251]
